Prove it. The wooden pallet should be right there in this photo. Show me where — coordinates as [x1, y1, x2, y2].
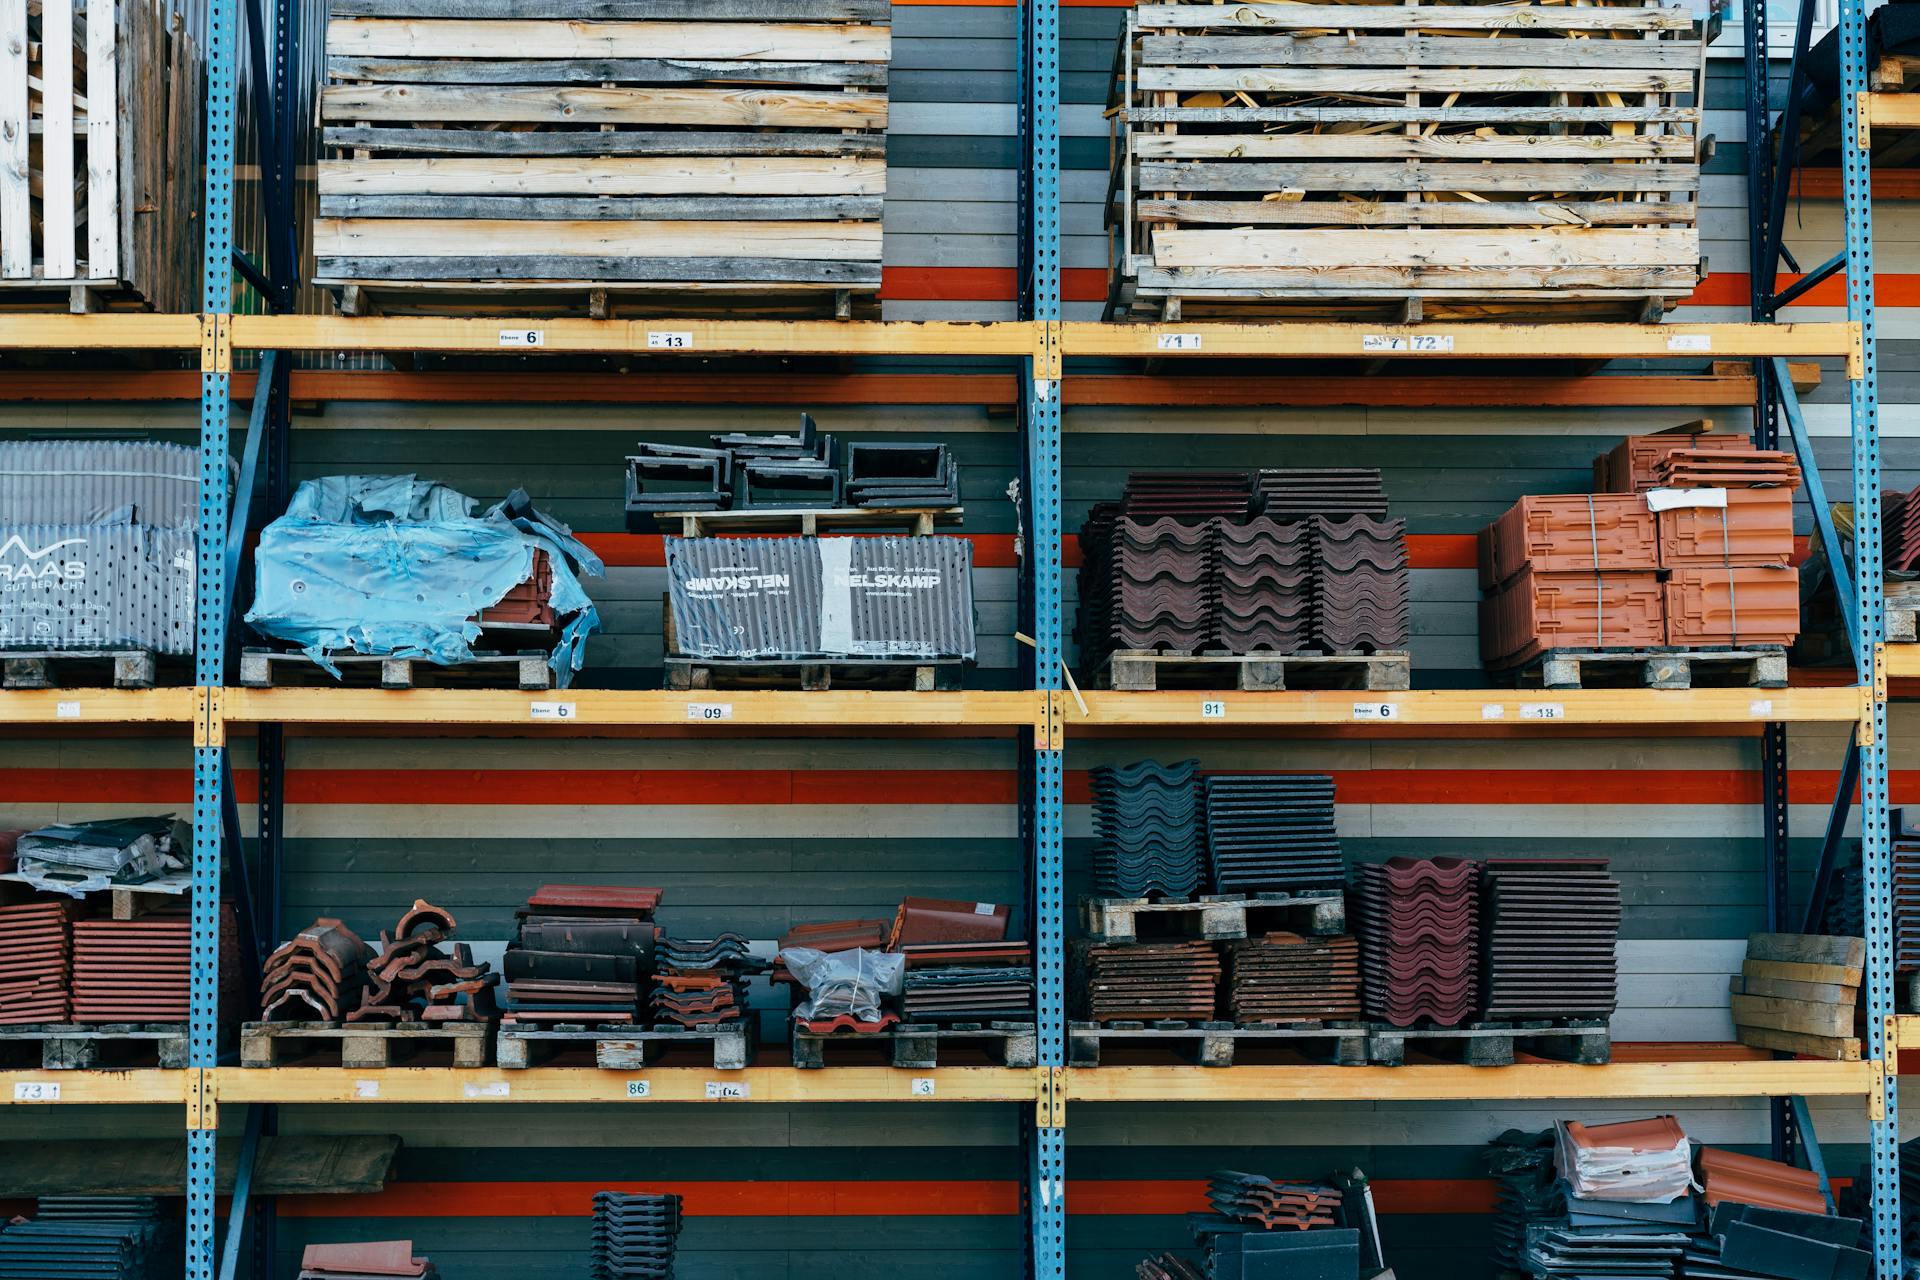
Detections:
[2, 0, 201, 312]
[241, 1020, 492, 1069]
[791, 1020, 1036, 1069]
[1082, 892, 1345, 944]
[1101, 649, 1410, 692]
[0, 649, 185, 689]
[1104, 0, 1703, 323]
[1798, 52, 1920, 168]
[1365, 1021, 1610, 1067]
[0, 1023, 190, 1070]
[496, 1020, 754, 1070]
[653, 507, 962, 538]
[313, 0, 890, 318]
[1505, 645, 1788, 691]
[1069, 1020, 1367, 1068]
[239, 648, 552, 690]
[664, 657, 962, 692]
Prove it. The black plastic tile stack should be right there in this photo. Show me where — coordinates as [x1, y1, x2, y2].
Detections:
[591, 1192, 684, 1279]
[1480, 859, 1620, 1021]
[1091, 760, 1204, 897]
[714, 413, 839, 508]
[625, 445, 732, 522]
[1893, 810, 1920, 977]
[0, 1196, 177, 1279]
[845, 442, 958, 508]
[1351, 857, 1479, 1027]
[1255, 468, 1389, 519]
[1200, 774, 1344, 895]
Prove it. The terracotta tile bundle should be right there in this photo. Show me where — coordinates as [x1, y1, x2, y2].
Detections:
[1663, 566, 1800, 646]
[890, 897, 1010, 947]
[1206, 1171, 1343, 1230]
[0, 899, 78, 1024]
[1213, 518, 1312, 655]
[651, 933, 763, 1027]
[299, 1240, 439, 1279]
[502, 885, 660, 1026]
[260, 918, 375, 1021]
[1480, 495, 1659, 590]
[1256, 468, 1388, 519]
[1074, 940, 1221, 1023]
[1481, 859, 1620, 1021]
[1351, 857, 1479, 1028]
[1226, 933, 1360, 1025]
[1556, 1116, 1694, 1202]
[71, 904, 241, 1024]
[900, 941, 1034, 1020]
[1481, 566, 1666, 664]
[1313, 516, 1410, 651]
[1091, 759, 1204, 898]
[1653, 448, 1802, 490]
[345, 900, 497, 1025]
[1595, 432, 1752, 493]
[1201, 774, 1344, 895]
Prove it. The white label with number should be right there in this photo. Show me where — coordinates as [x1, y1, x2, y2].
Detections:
[1520, 703, 1565, 721]
[648, 330, 694, 350]
[1352, 702, 1401, 721]
[55, 700, 80, 719]
[1157, 333, 1203, 351]
[911, 1077, 937, 1097]
[686, 702, 734, 722]
[626, 1080, 652, 1099]
[498, 329, 544, 348]
[1750, 699, 1775, 718]
[463, 1081, 510, 1099]
[1667, 334, 1711, 352]
[12, 1081, 59, 1101]
[1201, 700, 1227, 720]
[1363, 334, 1453, 353]
[353, 1080, 381, 1099]
[1480, 703, 1507, 720]
[706, 1081, 751, 1100]
[529, 701, 576, 721]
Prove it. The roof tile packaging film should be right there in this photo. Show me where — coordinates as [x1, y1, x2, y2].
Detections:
[0, 440, 209, 652]
[665, 535, 976, 660]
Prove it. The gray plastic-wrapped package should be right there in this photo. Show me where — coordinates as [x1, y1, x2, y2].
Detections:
[779, 947, 905, 1025]
[16, 815, 189, 898]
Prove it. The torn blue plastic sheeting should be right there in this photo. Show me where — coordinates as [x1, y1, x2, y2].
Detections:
[244, 476, 603, 686]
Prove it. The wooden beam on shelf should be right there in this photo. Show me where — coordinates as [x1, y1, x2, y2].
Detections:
[211, 1065, 1044, 1104]
[0, 314, 204, 349]
[0, 688, 198, 725]
[1864, 91, 1920, 133]
[0, 1070, 188, 1105]
[1059, 321, 1859, 362]
[1881, 645, 1920, 680]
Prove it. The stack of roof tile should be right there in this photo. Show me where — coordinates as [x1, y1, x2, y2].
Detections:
[771, 918, 888, 990]
[1207, 1172, 1342, 1229]
[1201, 774, 1344, 895]
[901, 941, 1034, 1021]
[846, 442, 959, 509]
[1112, 517, 1214, 655]
[651, 934, 763, 1027]
[1902, 814, 1920, 978]
[1594, 432, 1752, 493]
[590, 1192, 683, 1280]
[1092, 760, 1204, 898]
[1352, 858, 1479, 1028]
[501, 885, 660, 1026]
[1521, 1224, 1687, 1277]
[1486, 1129, 1564, 1276]
[347, 900, 496, 1025]
[71, 904, 241, 1024]
[1312, 517, 1409, 652]
[1681, 1203, 1868, 1280]
[1212, 518, 1312, 655]
[1481, 859, 1620, 1022]
[1075, 940, 1222, 1023]
[261, 918, 374, 1021]
[0, 1197, 178, 1280]
[299, 1241, 439, 1279]
[890, 897, 1010, 947]
[1653, 449, 1802, 490]
[1256, 468, 1388, 519]
[1226, 933, 1360, 1025]
[1697, 1148, 1829, 1217]
[1122, 471, 1255, 520]
[625, 443, 731, 518]
[0, 899, 77, 1024]
[715, 414, 840, 509]
[1885, 484, 1920, 572]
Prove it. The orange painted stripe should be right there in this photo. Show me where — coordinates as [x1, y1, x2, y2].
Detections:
[1683, 271, 1920, 309]
[1795, 169, 1920, 200]
[280, 1180, 1018, 1218]
[880, 266, 1107, 304]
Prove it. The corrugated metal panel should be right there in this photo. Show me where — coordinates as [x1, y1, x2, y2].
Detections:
[0, 440, 201, 527]
[0, 524, 195, 651]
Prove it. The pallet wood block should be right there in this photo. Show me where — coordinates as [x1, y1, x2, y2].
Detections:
[1365, 1022, 1610, 1068]
[791, 1021, 1037, 1070]
[1067, 1020, 1368, 1068]
[241, 1020, 490, 1068]
[0, 1023, 190, 1070]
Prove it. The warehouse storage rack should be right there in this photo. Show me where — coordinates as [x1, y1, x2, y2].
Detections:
[0, 0, 1904, 1272]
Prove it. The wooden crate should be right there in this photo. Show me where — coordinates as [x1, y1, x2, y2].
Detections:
[1, 0, 201, 312]
[314, 0, 891, 318]
[1105, 0, 1706, 323]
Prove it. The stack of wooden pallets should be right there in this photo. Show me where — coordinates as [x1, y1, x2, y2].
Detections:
[315, 0, 891, 317]
[1104, 0, 1706, 322]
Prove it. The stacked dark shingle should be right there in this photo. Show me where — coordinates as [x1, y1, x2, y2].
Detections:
[1313, 517, 1410, 652]
[1075, 940, 1222, 1023]
[714, 415, 839, 509]
[652, 934, 763, 1027]
[1895, 811, 1920, 977]
[1352, 858, 1479, 1028]
[1486, 1130, 1564, 1276]
[0, 1197, 178, 1280]
[502, 885, 660, 1026]
[1113, 517, 1214, 654]
[845, 442, 958, 509]
[1256, 468, 1389, 519]
[1884, 484, 1920, 572]
[1091, 760, 1204, 898]
[901, 942, 1034, 1021]
[1226, 933, 1360, 1025]
[1481, 859, 1620, 1022]
[1212, 519, 1312, 655]
[1122, 471, 1255, 520]
[590, 1192, 683, 1280]
[1201, 774, 1344, 895]
[1206, 1172, 1343, 1229]
[0, 899, 77, 1024]
[71, 905, 241, 1024]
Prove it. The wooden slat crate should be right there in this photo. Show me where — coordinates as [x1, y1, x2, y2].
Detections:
[314, 0, 891, 318]
[1105, 0, 1707, 323]
[1, 0, 201, 312]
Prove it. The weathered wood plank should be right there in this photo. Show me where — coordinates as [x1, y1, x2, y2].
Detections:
[1728, 973, 1859, 1005]
[1742, 957, 1865, 987]
[1124, 105, 1697, 124]
[1746, 933, 1866, 969]
[1138, 66, 1692, 94]
[321, 83, 888, 128]
[322, 125, 884, 157]
[1135, 198, 1698, 227]
[40, 0, 75, 280]
[0, 0, 27, 278]
[1140, 34, 1698, 69]
[1134, 133, 1694, 160]
[1150, 227, 1698, 270]
[316, 254, 881, 283]
[1134, 263, 1696, 291]
[84, 0, 117, 279]
[312, 217, 883, 259]
[1136, 160, 1697, 194]
[326, 17, 891, 61]
[326, 54, 888, 85]
[320, 193, 883, 221]
[330, 0, 890, 18]
[1730, 993, 1855, 1039]
[317, 156, 885, 196]
[1133, 3, 1692, 31]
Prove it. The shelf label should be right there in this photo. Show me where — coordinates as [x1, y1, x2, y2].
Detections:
[1352, 701, 1401, 721]
[1200, 699, 1227, 720]
[648, 330, 694, 350]
[1363, 333, 1452, 353]
[1480, 703, 1507, 720]
[55, 700, 80, 719]
[1750, 699, 1775, 718]
[12, 1081, 59, 1101]
[687, 702, 733, 722]
[706, 1081, 751, 1100]
[463, 1081, 510, 1099]
[1034, 378, 1054, 402]
[626, 1080, 652, 1099]
[911, 1077, 937, 1097]
[1157, 332, 1203, 351]
[498, 328, 544, 348]
[529, 701, 576, 721]
[1666, 334, 1711, 352]
[353, 1079, 381, 1099]
[1519, 703, 1566, 721]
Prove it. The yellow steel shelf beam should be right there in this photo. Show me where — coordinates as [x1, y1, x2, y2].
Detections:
[1863, 91, 1920, 133]
[1068, 686, 1867, 729]
[226, 316, 1043, 358]
[1882, 645, 1920, 680]
[0, 314, 204, 349]
[0, 688, 198, 724]
[212, 1065, 1043, 1104]
[0, 1070, 188, 1104]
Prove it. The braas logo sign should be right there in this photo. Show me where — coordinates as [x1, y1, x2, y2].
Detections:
[0, 534, 88, 582]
